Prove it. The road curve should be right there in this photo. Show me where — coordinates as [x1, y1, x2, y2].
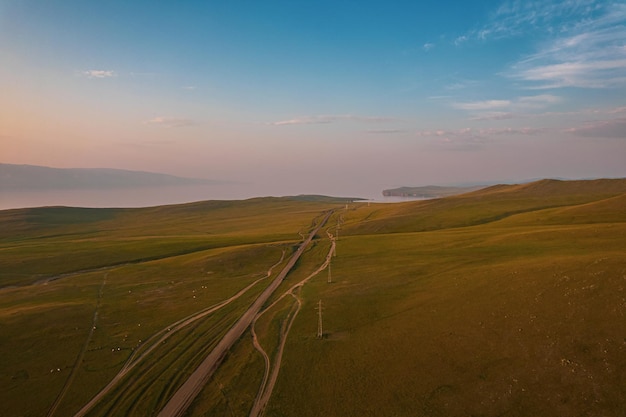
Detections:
[72, 257, 278, 417]
[248, 232, 336, 417]
[157, 210, 334, 417]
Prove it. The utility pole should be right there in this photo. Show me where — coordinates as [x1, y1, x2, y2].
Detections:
[335, 226, 339, 257]
[316, 300, 323, 339]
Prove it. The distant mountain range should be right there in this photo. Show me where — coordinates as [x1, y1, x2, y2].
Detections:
[0, 163, 220, 190]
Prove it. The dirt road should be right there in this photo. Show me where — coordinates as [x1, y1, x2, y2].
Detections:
[248, 231, 336, 417]
[72, 251, 285, 417]
[156, 210, 333, 417]
[48, 274, 107, 417]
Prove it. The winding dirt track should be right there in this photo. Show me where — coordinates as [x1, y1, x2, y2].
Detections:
[47, 274, 107, 417]
[248, 231, 336, 417]
[156, 210, 333, 417]
[72, 251, 285, 417]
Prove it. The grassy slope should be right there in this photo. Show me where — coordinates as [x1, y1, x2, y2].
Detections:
[0, 197, 340, 417]
[2, 179, 626, 416]
[342, 178, 626, 234]
[0, 197, 334, 287]
[258, 179, 626, 417]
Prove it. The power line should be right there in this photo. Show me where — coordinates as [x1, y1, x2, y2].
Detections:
[316, 300, 323, 339]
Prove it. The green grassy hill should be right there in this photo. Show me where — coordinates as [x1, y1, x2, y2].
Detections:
[255, 179, 626, 417]
[0, 197, 338, 288]
[382, 184, 485, 198]
[341, 178, 626, 234]
[1, 179, 625, 417]
[0, 196, 343, 417]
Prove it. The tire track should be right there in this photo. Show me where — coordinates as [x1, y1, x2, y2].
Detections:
[156, 210, 333, 417]
[249, 231, 336, 417]
[73, 250, 286, 417]
[47, 273, 107, 417]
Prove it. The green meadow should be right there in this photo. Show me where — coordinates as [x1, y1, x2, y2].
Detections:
[1, 180, 626, 416]
[0, 197, 343, 417]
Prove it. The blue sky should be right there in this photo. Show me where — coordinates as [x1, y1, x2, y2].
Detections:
[1, 0, 625, 196]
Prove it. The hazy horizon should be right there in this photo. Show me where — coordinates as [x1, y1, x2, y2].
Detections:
[0, 178, 423, 210]
[1, 1, 625, 197]
[2, 165, 623, 210]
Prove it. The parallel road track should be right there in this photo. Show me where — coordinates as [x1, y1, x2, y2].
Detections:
[157, 210, 334, 417]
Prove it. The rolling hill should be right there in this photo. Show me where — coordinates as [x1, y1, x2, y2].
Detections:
[382, 184, 485, 198]
[1, 178, 625, 417]
[345, 178, 626, 235]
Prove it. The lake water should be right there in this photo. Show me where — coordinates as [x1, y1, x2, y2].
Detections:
[0, 184, 426, 210]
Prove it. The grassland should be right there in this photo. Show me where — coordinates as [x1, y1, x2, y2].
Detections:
[1, 179, 625, 416]
[0, 197, 344, 417]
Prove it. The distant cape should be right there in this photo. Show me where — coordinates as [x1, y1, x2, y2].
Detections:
[0, 163, 220, 190]
[382, 185, 485, 198]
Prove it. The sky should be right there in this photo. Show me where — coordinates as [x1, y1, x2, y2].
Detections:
[1, 0, 625, 197]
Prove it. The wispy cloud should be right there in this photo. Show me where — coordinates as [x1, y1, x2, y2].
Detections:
[506, 2, 626, 88]
[468, 112, 516, 121]
[423, 42, 435, 52]
[470, 104, 626, 121]
[416, 114, 626, 146]
[512, 57, 626, 89]
[144, 117, 195, 128]
[453, 1, 626, 89]
[268, 114, 400, 126]
[608, 106, 626, 114]
[182, 86, 197, 90]
[517, 94, 561, 105]
[412, 127, 491, 151]
[452, 100, 512, 111]
[416, 128, 471, 137]
[416, 127, 542, 138]
[445, 83, 468, 91]
[454, 35, 468, 46]
[268, 117, 332, 126]
[82, 70, 116, 79]
[473, 0, 611, 41]
[565, 117, 626, 137]
[366, 129, 408, 134]
[481, 127, 543, 135]
[454, 94, 561, 118]
[431, 136, 489, 152]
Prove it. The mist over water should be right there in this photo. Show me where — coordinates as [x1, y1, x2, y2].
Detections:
[0, 184, 280, 210]
[0, 183, 417, 210]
